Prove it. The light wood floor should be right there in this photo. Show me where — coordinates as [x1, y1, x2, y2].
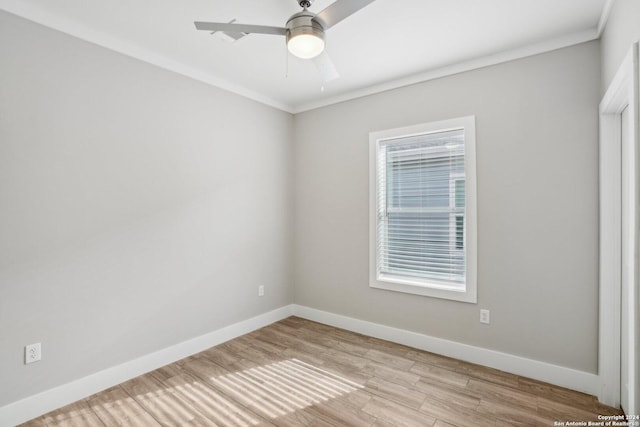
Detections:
[22, 317, 623, 427]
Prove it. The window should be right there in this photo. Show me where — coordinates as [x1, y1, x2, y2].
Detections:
[369, 116, 477, 303]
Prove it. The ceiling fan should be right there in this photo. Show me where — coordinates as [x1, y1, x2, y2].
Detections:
[194, 0, 376, 82]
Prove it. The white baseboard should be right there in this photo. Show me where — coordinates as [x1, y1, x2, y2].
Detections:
[1, 303, 603, 426]
[292, 304, 601, 397]
[0, 305, 294, 427]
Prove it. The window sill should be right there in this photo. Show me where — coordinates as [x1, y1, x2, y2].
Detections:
[370, 275, 477, 303]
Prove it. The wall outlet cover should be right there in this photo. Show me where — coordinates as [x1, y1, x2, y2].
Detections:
[480, 309, 490, 324]
[25, 343, 42, 364]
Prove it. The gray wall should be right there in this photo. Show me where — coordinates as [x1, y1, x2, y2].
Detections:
[293, 41, 601, 373]
[0, 11, 293, 407]
[600, 0, 640, 93]
[0, 6, 605, 410]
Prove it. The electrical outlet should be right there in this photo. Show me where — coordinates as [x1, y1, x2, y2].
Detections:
[480, 309, 490, 324]
[25, 343, 41, 364]
[258, 285, 264, 297]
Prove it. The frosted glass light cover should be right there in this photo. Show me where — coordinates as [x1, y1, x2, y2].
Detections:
[287, 34, 325, 59]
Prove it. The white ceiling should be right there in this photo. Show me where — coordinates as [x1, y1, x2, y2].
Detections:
[0, 0, 607, 112]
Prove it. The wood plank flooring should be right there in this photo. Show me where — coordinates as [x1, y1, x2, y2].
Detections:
[21, 317, 623, 427]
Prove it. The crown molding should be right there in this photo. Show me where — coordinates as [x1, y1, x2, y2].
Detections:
[0, 1, 295, 113]
[1, 0, 601, 114]
[597, 0, 617, 37]
[293, 27, 599, 113]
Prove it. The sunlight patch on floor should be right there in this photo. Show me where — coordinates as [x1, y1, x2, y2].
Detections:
[210, 358, 363, 418]
[170, 379, 261, 426]
[59, 358, 362, 426]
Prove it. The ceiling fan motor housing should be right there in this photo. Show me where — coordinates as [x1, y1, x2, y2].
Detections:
[286, 9, 325, 44]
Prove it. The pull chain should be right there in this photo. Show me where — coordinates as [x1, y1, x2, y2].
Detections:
[285, 46, 289, 79]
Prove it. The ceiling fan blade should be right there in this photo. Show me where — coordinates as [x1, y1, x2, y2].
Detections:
[313, 51, 340, 82]
[313, 0, 376, 29]
[194, 22, 286, 36]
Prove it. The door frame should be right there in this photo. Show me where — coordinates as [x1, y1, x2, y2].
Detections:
[599, 42, 639, 411]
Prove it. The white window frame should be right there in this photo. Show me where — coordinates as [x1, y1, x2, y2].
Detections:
[369, 116, 477, 303]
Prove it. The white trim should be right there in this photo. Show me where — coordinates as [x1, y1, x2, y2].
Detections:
[598, 73, 623, 408]
[0, 3, 293, 113]
[368, 116, 477, 304]
[597, 0, 617, 37]
[0, 1, 598, 114]
[292, 305, 600, 396]
[0, 302, 606, 425]
[293, 28, 598, 113]
[0, 305, 295, 427]
[598, 43, 639, 411]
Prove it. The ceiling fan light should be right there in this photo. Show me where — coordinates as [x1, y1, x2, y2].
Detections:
[286, 10, 325, 59]
[287, 33, 325, 59]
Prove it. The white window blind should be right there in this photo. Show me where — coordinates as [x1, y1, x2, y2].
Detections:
[376, 129, 466, 288]
[370, 116, 476, 302]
